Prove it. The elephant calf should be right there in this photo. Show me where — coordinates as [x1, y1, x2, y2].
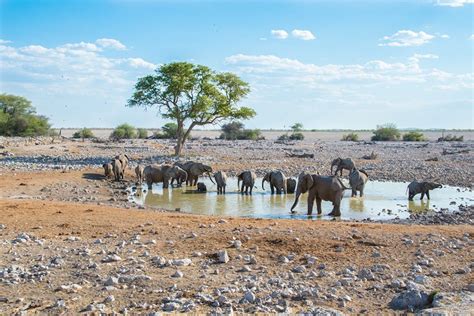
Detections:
[331, 157, 355, 176]
[214, 171, 227, 194]
[112, 159, 123, 182]
[238, 171, 257, 195]
[103, 163, 113, 179]
[286, 178, 296, 194]
[407, 181, 442, 201]
[349, 168, 369, 197]
[135, 165, 144, 184]
[197, 182, 207, 192]
[262, 170, 287, 194]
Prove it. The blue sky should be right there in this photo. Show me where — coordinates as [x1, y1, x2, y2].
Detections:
[0, 0, 473, 129]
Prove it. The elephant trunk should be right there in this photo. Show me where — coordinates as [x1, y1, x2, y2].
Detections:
[238, 177, 241, 190]
[208, 172, 216, 184]
[262, 178, 266, 191]
[290, 189, 301, 213]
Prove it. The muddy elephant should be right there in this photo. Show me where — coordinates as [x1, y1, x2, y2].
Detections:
[290, 172, 348, 216]
[115, 154, 130, 175]
[286, 178, 296, 194]
[349, 168, 369, 197]
[331, 158, 355, 176]
[186, 162, 215, 186]
[262, 171, 287, 194]
[135, 165, 144, 184]
[214, 171, 227, 194]
[407, 181, 442, 201]
[238, 171, 257, 195]
[143, 165, 188, 189]
[112, 159, 123, 182]
[103, 163, 113, 178]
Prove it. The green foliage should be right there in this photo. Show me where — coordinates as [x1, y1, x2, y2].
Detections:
[73, 128, 95, 139]
[291, 123, 303, 132]
[161, 123, 178, 139]
[438, 134, 463, 142]
[277, 134, 290, 141]
[137, 128, 148, 139]
[110, 123, 137, 140]
[403, 131, 426, 142]
[371, 123, 400, 141]
[289, 132, 304, 140]
[219, 121, 262, 140]
[0, 94, 51, 136]
[128, 62, 256, 155]
[341, 133, 359, 141]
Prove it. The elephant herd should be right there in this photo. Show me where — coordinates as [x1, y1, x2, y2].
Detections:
[102, 155, 444, 217]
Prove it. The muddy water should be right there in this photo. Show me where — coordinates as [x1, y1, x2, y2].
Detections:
[129, 178, 473, 220]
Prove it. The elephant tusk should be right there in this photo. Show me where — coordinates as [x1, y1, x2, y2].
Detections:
[208, 172, 216, 184]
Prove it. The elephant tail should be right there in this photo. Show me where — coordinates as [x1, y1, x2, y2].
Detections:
[359, 169, 369, 177]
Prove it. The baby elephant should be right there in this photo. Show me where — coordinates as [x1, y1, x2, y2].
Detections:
[103, 163, 113, 178]
[135, 165, 144, 184]
[349, 168, 369, 197]
[214, 171, 227, 194]
[197, 182, 207, 192]
[407, 181, 442, 201]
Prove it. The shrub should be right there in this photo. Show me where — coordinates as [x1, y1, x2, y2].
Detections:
[289, 132, 304, 140]
[137, 128, 148, 139]
[0, 94, 52, 136]
[220, 122, 262, 140]
[403, 131, 426, 142]
[161, 123, 178, 139]
[438, 134, 463, 142]
[239, 129, 263, 140]
[341, 133, 359, 141]
[291, 122, 303, 132]
[277, 133, 290, 141]
[73, 128, 95, 139]
[371, 123, 400, 141]
[110, 123, 137, 140]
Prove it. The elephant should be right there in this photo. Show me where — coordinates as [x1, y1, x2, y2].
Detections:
[237, 171, 257, 195]
[171, 161, 193, 187]
[197, 182, 207, 192]
[103, 163, 113, 178]
[135, 165, 144, 184]
[115, 154, 130, 175]
[290, 172, 349, 216]
[143, 164, 188, 189]
[349, 168, 369, 197]
[214, 171, 227, 194]
[184, 162, 215, 186]
[331, 158, 355, 176]
[112, 159, 123, 182]
[262, 170, 287, 194]
[407, 181, 442, 201]
[286, 178, 296, 194]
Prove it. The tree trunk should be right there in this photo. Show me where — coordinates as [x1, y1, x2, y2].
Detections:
[174, 120, 184, 156]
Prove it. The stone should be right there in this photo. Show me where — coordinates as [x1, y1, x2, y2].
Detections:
[172, 270, 184, 278]
[104, 295, 115, 303]
[243, 291, 256, 303]
[217, 250, 229, 263]
[102, 254, 121, 263]
[171, 258, 192, 266]
[389, 288, 431, 310]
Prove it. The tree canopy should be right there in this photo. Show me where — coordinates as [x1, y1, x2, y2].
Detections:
[127, 62, 255, 155]
[0, 94, 51, 136]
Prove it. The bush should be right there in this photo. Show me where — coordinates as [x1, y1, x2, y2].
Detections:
[110, 123, 137, 140]
[137, 128, 148, 139]
[219, 122, 262, 140]
[161, 123, 178, 139]
[403, 131, 426, 142]
[341, 133, 359, 141]
[289, 132, 304, 140]
[0, 94, 52, 136]
[277, 134, 290, 141]
[438, 134, 463, 142]
[371, 123, 400, 141]
[73, 128, 95, 139]
[291, 122, 303, 132]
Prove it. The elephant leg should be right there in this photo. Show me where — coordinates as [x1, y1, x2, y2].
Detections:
[270, 185, 275, 195]
[147, 180, 153, 190]
[426, 190, 430, 200]
[316, 197, 322, 215]
[360, 187, 364, 197]
[328, 195, 342, 216]
[240, 183, 244, 194]
[248, 186, 252, 195]
[307, 194, 315, 215]
[276, 186, 281, 194]
[351, 189, 356, 197]
[223, 185, 226, 194]
[163, 178, 169, 189]
[420, 192, 425, 200]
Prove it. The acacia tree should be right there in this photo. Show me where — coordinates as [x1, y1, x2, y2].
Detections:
[128, 62, 255, 155]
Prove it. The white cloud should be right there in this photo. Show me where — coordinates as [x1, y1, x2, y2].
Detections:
[271, 30, 288, 39]
[96, 38, 127, 50]
[128, 58, 156, 70]
[440, 34, 450, 39]
[436, 0, 473, 7]
[470, 34, 474, 40]
[0, 39, 12, 45]
[379, 30, 435, 47]
[291, 29, 316, 41]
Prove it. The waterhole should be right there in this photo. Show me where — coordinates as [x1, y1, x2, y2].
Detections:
[129, 177, 473, 220]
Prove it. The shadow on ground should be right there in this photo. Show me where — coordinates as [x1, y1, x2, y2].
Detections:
[82, 173, 105, 180]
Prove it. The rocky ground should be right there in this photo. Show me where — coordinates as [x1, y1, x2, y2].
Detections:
[0, 136, 473, 314]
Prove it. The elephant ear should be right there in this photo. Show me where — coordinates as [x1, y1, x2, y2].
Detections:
[298, 173, 313, 194]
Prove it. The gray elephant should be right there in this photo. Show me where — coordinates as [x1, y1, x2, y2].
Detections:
[186, 162, 215, 186]
[286, 178, 296, 194]
[135, 165, 144, 184]
[331, 157, 355, 176]
[237, 171, 257, 195]
[171, 161, 193, 187]
[197, 182, 207, 192]
[214, 171, 227, 194]
[262, 170, 287, 194]
[349, 168, 369, 197]
[143, 165, 188, 189]
[290, 172, 348, 216]
[112, 159, 123, 182]
[407, 181, 442, 201]
[115, 154, 130, 176]
[103, 163, 113, 178]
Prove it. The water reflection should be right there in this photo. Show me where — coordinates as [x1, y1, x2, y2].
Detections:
[130, 177, 473, 221]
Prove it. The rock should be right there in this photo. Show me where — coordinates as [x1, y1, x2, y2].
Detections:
[389, 287, 431, 310]
[468, 284, 474, 292]
[243, 291, 256, 303]
[217, 250, 229, 263]
[171, 258, 192, 266]
[105, 276, 119, 286]
[102, 254, 121, 263]
[292, 266, 306, 273]
[163, 302, 180, 312]
[238, 265, 252, 272]
[172, 270, 184, 278]
[358, 268, 376, 281]
[104, 295, 115, 303]
[232, 240, 242, 249]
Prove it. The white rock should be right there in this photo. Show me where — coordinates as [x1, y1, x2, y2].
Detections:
[217, 250, 229, 263]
